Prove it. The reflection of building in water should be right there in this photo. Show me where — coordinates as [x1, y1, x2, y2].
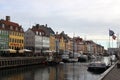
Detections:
[23, 72, 34, 80]
[49, 66, 64, 80]
[0, 74, 24, 80]
[0, 65, 64, 80]
[34, 68, 49, 80]
[0, 72, 35, 80]
[0, 65, 38, 80]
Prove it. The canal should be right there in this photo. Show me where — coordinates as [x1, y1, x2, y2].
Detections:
[0, 57, 110, 80]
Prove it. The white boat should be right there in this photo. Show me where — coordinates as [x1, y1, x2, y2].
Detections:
[69, 52, 79, 62]
[88, 61, 107, 71]
[68, 58, 78, 62]
[61, 54, 69, 62]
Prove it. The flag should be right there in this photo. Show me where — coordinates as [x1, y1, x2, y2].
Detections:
[109, 30, 115, 36]
[112, 35, 116, 40]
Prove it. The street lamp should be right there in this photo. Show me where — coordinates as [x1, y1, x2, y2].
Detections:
[73, 38, 75, 58]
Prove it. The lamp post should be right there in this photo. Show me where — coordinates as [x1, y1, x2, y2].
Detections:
[73, 38, 75, 58]
[41, 35, 43, 56]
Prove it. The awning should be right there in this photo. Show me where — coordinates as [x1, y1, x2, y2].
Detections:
[19, 49, 32, 53]
[19, 49, 24, 53]
[43, 50, 52, 53]
[2, 49, 16, 53]
[43, 50, 56, 53]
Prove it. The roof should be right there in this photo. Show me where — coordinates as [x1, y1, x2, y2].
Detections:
[31, 27, 46, 36]
[55, 31, 71, 42]
[32, 24, 55, 36]
[0, 19, 24, 33]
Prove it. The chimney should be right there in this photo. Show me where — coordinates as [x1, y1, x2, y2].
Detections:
[45, 24, 47, 27]
[6, 16, 10, 21]
[56, 32, 58, 35]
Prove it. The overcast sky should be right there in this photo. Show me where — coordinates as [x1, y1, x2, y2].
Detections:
[1, 0, 120, 49]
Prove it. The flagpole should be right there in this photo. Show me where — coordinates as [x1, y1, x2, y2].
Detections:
[117, 33, 119, 48]
[112, 37, 113, 48]
[109, 29, 111, 48]
[109, 29, 116, 48]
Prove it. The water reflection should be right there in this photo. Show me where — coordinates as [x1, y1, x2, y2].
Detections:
[63, 63, 100, 80]
[0, 65, 65, 80]
[0, 57, 110, 80]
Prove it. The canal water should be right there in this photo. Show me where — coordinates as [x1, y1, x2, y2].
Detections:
[0, 57, 110, 80]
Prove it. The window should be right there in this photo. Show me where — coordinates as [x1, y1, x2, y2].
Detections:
[16, 32, 18, 36]
[2, 24, 5, 28]
[10, 26, 13, 30]
[36, 31, 38, 35]
[22, 34, 24, 37]
[20, 28, 23, 32]
[40, 32, 41, 35]
[12, 32, 13, 35]
[16, 27, 18, 31]
[1, 30, 3, 34]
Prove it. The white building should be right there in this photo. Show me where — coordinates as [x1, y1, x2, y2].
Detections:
[25, 28, 50, 56]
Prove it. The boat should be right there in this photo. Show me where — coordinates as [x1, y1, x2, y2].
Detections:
[88, 61, 107, 71]
[68, 58, 78, 62]
[69, 52, 79, 62]
[61, 54, 69, 62]
[78, 55, 88, 62]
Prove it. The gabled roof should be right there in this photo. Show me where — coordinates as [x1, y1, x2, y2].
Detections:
[31, 26, 46, 36]
[32, 24, 55, 36]
[55, 31, 71, 42]
[0, 19, 24, 33]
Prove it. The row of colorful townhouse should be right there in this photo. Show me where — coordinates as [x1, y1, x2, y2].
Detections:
[0, 16, 105, 56]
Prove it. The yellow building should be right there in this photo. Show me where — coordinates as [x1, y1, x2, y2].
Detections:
[55, 31, 71, 53]
[9, 31, 24, 50]
[49, 34, 56, 51]
[66, 39, 72, 52]
[4, 16, 24, 51]
[59, 36, 65, 51]
[0, 16, 24, 54]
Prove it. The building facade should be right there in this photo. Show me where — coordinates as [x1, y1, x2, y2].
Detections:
[25, 25, 50, 56]
[0, 16, 24, 55]
[49, 34, 56, 51]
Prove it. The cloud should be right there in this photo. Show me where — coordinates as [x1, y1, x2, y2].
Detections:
[0, 0, 120, 37]
[0, 0, 120, 49]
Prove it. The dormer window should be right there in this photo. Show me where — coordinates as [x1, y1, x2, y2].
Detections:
[40, 32, 41, 35]
[16, 27, 18, 31]
[10, 26, 13, 30]
[2, 24, 5, 28]
[20, 28, 23, 32]
[42, 32, 44, 36]
[36, 31, 38, 35]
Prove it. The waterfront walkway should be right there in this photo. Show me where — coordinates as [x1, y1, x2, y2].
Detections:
[0, 56, 46, 68]
[101, 61, 120, 80]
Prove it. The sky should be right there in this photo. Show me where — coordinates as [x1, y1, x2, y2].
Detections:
[0, 0, 120, 49]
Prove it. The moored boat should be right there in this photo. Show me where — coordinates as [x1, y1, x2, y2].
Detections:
[88, 61, 107, 71]
[61, 54, 69, 62]
[78, 55, 88, 62]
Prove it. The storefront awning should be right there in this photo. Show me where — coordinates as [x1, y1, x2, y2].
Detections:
[2, 49, 16, 53]
[19, 49, 32, 53]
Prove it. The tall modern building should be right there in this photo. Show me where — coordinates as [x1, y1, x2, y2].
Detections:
[0, 16, 24, 55]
